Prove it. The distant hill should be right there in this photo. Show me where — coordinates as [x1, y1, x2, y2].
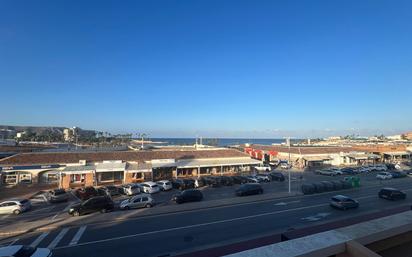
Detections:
[0, 125, 66, 134]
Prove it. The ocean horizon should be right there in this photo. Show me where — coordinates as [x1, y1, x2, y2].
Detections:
[149, 138, 301, 147]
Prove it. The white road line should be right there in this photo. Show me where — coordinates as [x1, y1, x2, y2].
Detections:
[0, 215, 10, 220]
[30, 232, 50, 247]
[47, 228, 70, 249]
[63, 203, 73, 212]
[69, 226, 87, 246]
[51, 213, 59, 220]
[57, 203, 329, 249]
[8, 238, 19, 246]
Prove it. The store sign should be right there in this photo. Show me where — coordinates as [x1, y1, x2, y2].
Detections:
[0, 164, 64, 171]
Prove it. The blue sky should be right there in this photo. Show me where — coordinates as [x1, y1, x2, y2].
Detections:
[1, 0, 411, 138]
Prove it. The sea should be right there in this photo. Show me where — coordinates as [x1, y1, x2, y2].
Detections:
[150, 138, 300, 147]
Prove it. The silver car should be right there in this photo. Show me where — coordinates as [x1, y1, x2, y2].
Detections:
[120, 194, 154, 210]
[0, 199, 31, 215]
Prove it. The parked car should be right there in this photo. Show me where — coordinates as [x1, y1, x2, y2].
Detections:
[317, 169, 341, 176]
[75, 186, 100, 200]
[254, 164, 272, 172]
[269, 171, 285, 181]
[47, 189, 69, 203]
[341, 167, 356, 174]
[220, 176, 234, 186]
[390, 171, 407, 178]
[121, 184, 141, 196]
[374, 165, 387, 172]
[330, 195, 359, 210]
[378, 188, 406, 200]
[246, 176, 260, 183]
[280, 163, 291, 169]
[172, 189, 203, 204]
[0, 199, 31, 215]
[231, 175, 248, 184]
[139, 182, 161, 194]
[0, 245, 51, 257]
[183, 178, 196, 189]
[120, 194, 154, 210]
[358, 167, 370, 173]
[376, 172, 393, 180]
[171, 178, 186, 190]
[235, 183, 263, 196]
[100, 185, 121, 196]
[156, 180, 173, 191]
[68, 196, 114, 216]
[256, 174, 271, 182]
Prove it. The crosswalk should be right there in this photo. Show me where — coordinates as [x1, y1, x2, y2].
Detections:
[3, 226, 88, 249]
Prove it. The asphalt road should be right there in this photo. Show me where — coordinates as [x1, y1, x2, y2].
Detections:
[2, 175, 412, 257]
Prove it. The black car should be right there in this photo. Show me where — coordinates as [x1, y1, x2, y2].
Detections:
[75, 186, 100, 200]
[341, 168, 355, 174]
[390, 171, 407, 178]
[183, 179, 195, 189]
[100, 185, 121, 196]
[68, 196, 114, 216]
[220, 176, 234, 186]
[173, 189, 203, 204]
[379, 188, 406, 200]
[231, 176, 248, 184]
[269, 172, 285, 181]
[171, 179, 186, 190]
[47, 189, 69, 203]
[235, 183, 263, 196]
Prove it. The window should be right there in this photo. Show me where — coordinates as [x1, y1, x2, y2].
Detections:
[133, 198, 142, 203]
[47, 173, 59, 183]
[19, 173, 32, 184]
[132, 172, 143, 179]
[142, 197, 148, 201]
[70, 174, 85, 183]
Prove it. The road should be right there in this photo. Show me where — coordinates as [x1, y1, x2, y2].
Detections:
[2, 175, 412, 257]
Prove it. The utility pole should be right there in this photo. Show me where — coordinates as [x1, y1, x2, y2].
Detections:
[288, 138, 291, 194]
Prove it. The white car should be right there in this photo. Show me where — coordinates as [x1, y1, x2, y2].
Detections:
[122, 184, 141, 196]
[280, 163, 291, 169]
[0, 245, 51, 257]
[254, 164, 272, 172]
[139, 181, 160, 194]
[358, 167, 370, 173]
[156, 180, 172, 191]
[377, 172, 393, 180]
[256, 174, 271, 182]
[0, 199, 31, 215]
[120, 194, 154, 210]
[375, 165, 388, 172]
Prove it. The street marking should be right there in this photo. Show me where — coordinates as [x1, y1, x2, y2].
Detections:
[63, 203, 73, 212]
[0, 215, 10, 220]
[69, 226, 87, 246]
[8, 238, 19, 246]
[301, 212, 331, 222]
[51, 213, 59, 221]
[56, 203, 329, 249]
[47, 228, 69, 249]
[30, 232, 49, 247]
[274, 200, 301, 206]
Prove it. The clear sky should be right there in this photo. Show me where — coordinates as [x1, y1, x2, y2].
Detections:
[1, 0, 411, 138]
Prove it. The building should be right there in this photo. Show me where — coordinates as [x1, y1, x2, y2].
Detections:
[0, 148, 261, 188]
[243, 144, 408, 169]
[403, 132, 412, 140]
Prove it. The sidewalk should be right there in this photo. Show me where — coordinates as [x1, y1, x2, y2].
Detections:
[0, 190, 302, 239]
[0, 184, 56, 201]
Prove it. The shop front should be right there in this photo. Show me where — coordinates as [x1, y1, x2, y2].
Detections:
[61, 165, 95, 188]
[95, 161, 126, 185]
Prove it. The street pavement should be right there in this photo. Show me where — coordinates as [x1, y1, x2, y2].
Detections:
[1, 172, 412, 257]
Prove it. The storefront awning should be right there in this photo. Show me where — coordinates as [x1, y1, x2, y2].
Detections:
[176, 158, 262, 168]
[347, 154, 380, 160]
[302, 156, 332, 162]
[62, 165, 95, 174]
[96, 162, 126, 172]
[383, 151, 411, 156]
[126, 163, 152, 173]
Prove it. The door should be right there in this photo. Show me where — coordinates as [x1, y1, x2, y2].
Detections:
[141, 197, 149, 207]
[132, 197, 142, 208]
[0, 202, 13, 214]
